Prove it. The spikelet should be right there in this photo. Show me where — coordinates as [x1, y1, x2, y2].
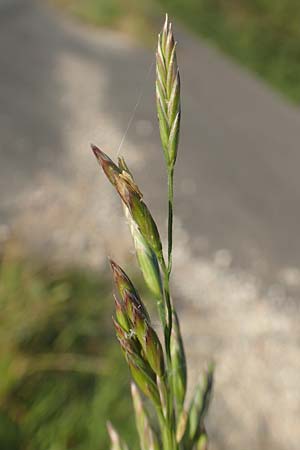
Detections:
[196, 429, 208, 450]
[92, 145, 163, 259]
[156, 14, 181, 168]
[118, 156, 163, 304]
[110, 261, 165, 401]
[107, 422, 129, 450]
[131, 383, 160, 450]
[184, 364, 214, 446]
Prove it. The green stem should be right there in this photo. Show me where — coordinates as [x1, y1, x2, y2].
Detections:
[155, 164, 177, 450]
[155, 405, 167, 445]
[156, 165, 179, 450]
[167, 166, 174, 276]
[159, 256, 172, 362]
[167, 166, 178, 450]
[160, 165, 175, 360]
[156, 408, 176, 450]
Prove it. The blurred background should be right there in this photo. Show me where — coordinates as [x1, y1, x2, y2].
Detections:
[1, 1, 300, 449]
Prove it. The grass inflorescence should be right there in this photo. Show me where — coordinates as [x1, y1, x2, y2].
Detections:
[92, 15, 214, 450]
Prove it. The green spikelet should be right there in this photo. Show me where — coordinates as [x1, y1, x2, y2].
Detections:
[109, 260, 150, 322]
[131, 383, 160, 450]
[117, 157, 164, 303]
[107, 422, 129, 450]
[185, 364, 214, 445]
[196, 429, 208, 450]
[125, 204, 163, 301]
[127, 357, 161, 406]
[156, 14, 181, 168]
[92, 145, 163, 258]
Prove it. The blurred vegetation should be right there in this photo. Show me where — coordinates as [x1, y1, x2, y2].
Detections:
[55, 0, 160, 41]
[0, 252, 138, 450]
[57, 0, 300, 103]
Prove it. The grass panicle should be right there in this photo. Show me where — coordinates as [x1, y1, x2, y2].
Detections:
[92, 14, 214, 450]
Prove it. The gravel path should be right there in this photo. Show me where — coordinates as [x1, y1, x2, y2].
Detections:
[0, 2, 299, 449]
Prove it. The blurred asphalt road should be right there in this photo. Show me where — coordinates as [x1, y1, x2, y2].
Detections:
[1, 0, 300, 292]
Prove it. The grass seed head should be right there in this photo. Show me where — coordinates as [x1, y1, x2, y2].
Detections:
[156, 14, 181, 167]
[93, 145, 163, 258]
[109, 259, 150, 317]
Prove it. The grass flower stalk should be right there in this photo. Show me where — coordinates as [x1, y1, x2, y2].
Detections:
[92, 14, 214, 450]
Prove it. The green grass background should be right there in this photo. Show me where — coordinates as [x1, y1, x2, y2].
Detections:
[58, 0, 300, 103]
[0, 254, 138, 450]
